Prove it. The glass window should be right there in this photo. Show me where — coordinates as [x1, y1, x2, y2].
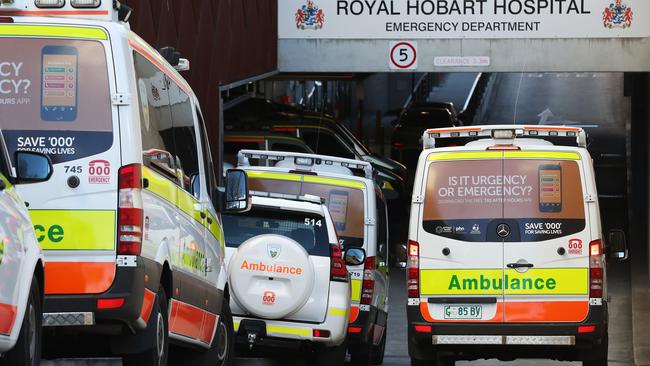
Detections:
[224, 141, 262, 166]
[504, 159, 585, 242]
[300, 130, 356, 159]
[1, 38, 113, 165]
[272, 141, 311, 153]
[403, 109, 453, 128]
[247, 176, 366, 248]
[197, 110, 217, 198]
[422, 159, 585, 242]
[168, 80, 198, 194]
[223, 209, 330, 257]
[134, 52, 178, 183]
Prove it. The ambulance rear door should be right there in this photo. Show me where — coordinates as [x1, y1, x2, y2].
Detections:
[1, 26, 120, 296]
[502, 151, 590, 323]
[419, 151, 505, 323]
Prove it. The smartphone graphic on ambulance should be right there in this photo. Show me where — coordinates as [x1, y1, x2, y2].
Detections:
[538, 164, 562, 213]
[41, 45, 78, 122]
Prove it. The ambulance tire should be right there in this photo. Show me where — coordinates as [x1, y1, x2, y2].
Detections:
[179, 299, 234, 366]
[314, 341, 347, 366]
[350, 341, 372, 365]
[582, 332, 608, 366]
[371, 326, 387, 365]
[0, 277, 42, 366]
[123, 288, 169, 366]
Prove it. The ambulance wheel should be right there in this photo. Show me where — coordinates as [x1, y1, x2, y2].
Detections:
[582, 332, 608, 366]
[123, 288, 169, 366]
[0, 276, 42, 366]
[314, 341, 346, 366]
[371, 326, 387, 365]
[215, 300, 235, 366]
[350, 341, 372, 365]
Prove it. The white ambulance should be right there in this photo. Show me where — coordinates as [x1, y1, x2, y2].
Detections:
[222, 192, 352, 365]
[236, 150, 390, 365]
[0, 1, 249, 365]
[0, 135, 52, 366]
[407, 125, 627, 366]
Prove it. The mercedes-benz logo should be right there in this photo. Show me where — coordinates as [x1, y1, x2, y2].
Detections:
[497, 224, 511, 238]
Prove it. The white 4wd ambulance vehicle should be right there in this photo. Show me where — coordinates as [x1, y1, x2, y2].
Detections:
[0, 135, 52, 366]
[236, 150, 390, 365]
[222, 193, 352, 365]
[407, 125, 628, 366]
[0, 1, 250, 365]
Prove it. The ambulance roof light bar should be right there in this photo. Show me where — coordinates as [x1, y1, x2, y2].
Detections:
[34, 0, 101, 8]
[0, 0, 128, 22]
[249, 191, 326, 205]
[422, 125, 587, 149]
[237, 150, 374, 180]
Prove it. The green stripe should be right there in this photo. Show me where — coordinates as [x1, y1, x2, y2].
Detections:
[0, 25, 107, 40]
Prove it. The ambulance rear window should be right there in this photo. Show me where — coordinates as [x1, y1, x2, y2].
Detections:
[423, 158, 585, 242]
[0, 38, 112, 164]
[223, 209, 330, 257]
[248, 176, 366, 248]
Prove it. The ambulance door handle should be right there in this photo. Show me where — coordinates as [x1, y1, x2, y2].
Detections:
[507, 263, 534, 269]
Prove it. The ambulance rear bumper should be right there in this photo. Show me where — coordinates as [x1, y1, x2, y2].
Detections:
[408, 303, 607, 360]
[43, 260, 145, 331]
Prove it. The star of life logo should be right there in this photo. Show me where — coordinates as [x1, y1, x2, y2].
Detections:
[295, 0, 325, 30]
[603, 0, 633, 29]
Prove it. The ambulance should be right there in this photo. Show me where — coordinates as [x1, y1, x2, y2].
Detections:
[222, 192, 352, 365]
[407, 125, 628, 366]
[0, 1, 249, 365]
[236, 150, 390, 365]
[0, 134, 52, 366]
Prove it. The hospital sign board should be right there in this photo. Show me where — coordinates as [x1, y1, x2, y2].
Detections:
[280, 0, 650, 39]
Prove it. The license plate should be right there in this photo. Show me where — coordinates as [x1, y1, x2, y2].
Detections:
[443, 305, 482, 320]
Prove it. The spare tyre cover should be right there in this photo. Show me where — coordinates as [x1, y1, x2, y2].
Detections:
[228, 234, 315, 319]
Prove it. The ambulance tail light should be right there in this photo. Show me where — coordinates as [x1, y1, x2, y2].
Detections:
[34, 0, 65, 8]
[118, 164, 144, 256]
[407, 240, 420, 298]
[71, 0, 101, 7]
[360, 257, 375, 306]
[330, 244, 348, 282]
[589, 239, 604, 299]
[97, 298, 124, 310]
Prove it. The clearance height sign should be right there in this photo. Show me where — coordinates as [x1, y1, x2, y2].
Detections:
[280, 0, 650, 39]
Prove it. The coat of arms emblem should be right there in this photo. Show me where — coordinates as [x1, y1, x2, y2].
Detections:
[268, 243, 281, 259]
[603, 0, 633, 29]
[295, 1, 325, 30]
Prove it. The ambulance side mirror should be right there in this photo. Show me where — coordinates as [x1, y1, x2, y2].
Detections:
[607, 229, 628, 261]
[216, 169, 250, 213]
[344, 248, 366, 266]
[14, 151, 53, 184]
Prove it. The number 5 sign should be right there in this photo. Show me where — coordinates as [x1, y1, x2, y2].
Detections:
[389, 41, 418, 70]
